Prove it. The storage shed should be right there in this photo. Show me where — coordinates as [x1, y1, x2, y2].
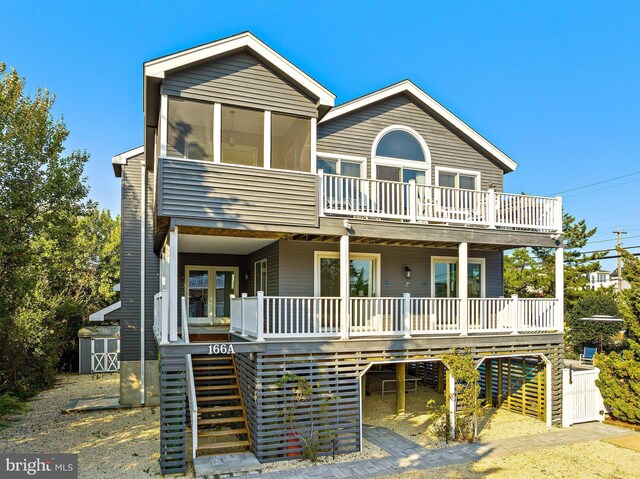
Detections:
[78, 325, 121, 374]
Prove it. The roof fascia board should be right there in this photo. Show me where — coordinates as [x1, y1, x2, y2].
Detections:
[112, 146, 144, 165]
[320, 81, 517, 172]
[89, 301, 122, 322]
[144, 33, 335, 107]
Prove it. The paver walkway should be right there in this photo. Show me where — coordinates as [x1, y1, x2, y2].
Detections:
[259, 422, 638, 479]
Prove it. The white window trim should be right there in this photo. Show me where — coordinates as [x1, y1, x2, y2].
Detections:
[430, 256, 486, 297]
[313, 251, 381, 296]
[435, 166, 481, 191]
[254, 259, 268, 295]
[316, 152, 367, 178]
[184, 265, 240, 324]
[371, 125, 431, 184]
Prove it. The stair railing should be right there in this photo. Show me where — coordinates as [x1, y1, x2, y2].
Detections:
[181, 296, 190, 344]
[186, 354, 198, 459]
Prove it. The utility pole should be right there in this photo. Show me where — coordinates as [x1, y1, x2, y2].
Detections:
[613, 229, 628, 292]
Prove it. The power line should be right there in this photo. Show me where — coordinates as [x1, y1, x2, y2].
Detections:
[577, 245, 640, 255]
[562, 178, 640, 199]
[586, 233, 640, 244]
[547, 170, 640, 196]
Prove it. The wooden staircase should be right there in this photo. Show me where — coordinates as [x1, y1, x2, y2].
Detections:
[188, 334, 251, 457]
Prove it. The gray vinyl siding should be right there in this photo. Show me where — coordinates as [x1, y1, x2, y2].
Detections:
[119, 154, 159, 362]
[278, 240, 503, 298]
[247, 242, 279, 296]
[317, 93, 504, 191]
[119, 157, 143, 362]
[158, 158, 318, 227]
[161, 52, 317, 118]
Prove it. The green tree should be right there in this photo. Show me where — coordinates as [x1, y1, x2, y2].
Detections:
[0, 64, 119, 397]
[565, 288, 621, 353]
[505, 213, 606, 308]
[617, 247, 640, 341]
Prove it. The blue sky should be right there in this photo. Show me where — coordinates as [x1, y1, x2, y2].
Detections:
[1, 1, 639, 268]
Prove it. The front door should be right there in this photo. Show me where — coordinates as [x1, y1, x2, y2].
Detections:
[185, 266, 239, 328]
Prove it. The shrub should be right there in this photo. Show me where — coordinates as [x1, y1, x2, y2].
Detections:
[595, 340, 640, 424]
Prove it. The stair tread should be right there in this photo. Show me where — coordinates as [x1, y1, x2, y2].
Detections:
[199, 416, 246, 425]
[193, 370, 233, 377]
[192, 356, 232, 362]
[194, 375, 237, 381]
[198, 405, 243, 413]
[197, 440, 251, 452]
[196, 384, 239, 391]
[198, 428, 248, 438]
[196, 395, 241, 402]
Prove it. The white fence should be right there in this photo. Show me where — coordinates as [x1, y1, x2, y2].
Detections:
[562, 367, 606, 426]
[320, 173, 562, 232]
[230, 294, 562, 340]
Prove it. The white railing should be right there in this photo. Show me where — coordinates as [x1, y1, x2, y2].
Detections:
[495, 193, 560, 231]
[185, 354, 198, 459]
[228, 294, 561, 339]
[264, 296, 341, 337]
[410, 298, 461, 334]
[181, 296, 190, 343]
[468, 298, 515, 333]
[517, 298, 559, 332]
[153, 291, 169, 344]
[349, 297, 405, 336]
[320, 173, 562, 232]
[417, 185, 491, 226]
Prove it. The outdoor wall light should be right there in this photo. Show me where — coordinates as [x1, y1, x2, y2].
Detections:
[244, 272, 250, 281]
[404, 265, 412, 279]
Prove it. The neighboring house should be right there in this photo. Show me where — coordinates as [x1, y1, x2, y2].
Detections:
[110, 32, 565, 474]
[587, 268, 630, 291]
[588, 270, 613, 290]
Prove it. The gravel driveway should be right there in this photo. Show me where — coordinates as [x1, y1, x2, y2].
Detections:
[0, 373, 186, 478]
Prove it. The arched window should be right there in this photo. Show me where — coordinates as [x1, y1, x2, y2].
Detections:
[371, 126, 430, 184]
[375, 130, 425, 162]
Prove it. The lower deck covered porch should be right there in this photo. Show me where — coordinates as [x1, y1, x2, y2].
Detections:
[153, 228, 564, 344]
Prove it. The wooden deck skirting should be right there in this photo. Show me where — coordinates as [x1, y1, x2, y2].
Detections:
[159, 336, 563, 472]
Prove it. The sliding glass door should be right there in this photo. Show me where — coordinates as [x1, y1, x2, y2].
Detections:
[432, 258, 484, 298]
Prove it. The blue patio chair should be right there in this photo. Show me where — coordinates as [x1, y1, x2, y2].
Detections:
[580, 347, 597, 365]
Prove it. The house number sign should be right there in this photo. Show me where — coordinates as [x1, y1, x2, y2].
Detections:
[208, 344, 235, 355]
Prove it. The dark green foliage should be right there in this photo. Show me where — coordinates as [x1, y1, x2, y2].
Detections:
[594, 248, 640, 424]
[595, 340, 640, 424]
[505, 213, 605, 308]
[0, 393, 28, 428]
[566, 288, 622, 353]
[0, 64, 119, 399]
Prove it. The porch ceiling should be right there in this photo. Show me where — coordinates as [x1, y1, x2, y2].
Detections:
[178, 234, 277, 254]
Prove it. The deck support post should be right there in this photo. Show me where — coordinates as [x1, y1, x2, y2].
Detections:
[458, 242, 468, 336]
[340, 234, 350, 340]
[437, 361, 445, 393]
[396, 362, 406, 415]
[555, 246, 564, 333]
[446, 368, 456, 438]
[169, 226, 178, 342]
[486, 359, 493, 406]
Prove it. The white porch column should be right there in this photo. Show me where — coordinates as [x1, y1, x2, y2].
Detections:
[340, 234, 350, 340]
[169, 226, 179, 342]
[555, 246, 564, 332]
[458, 242, 468, 336]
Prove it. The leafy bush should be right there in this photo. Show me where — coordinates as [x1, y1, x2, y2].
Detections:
[595, 340, 640, 424]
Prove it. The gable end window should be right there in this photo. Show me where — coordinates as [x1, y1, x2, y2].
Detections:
[372, 126, 431, 185]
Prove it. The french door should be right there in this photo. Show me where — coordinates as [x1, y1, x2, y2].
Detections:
[185, 266, 239, 327]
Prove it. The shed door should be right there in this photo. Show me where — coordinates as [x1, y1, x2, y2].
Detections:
[91, 338, 120, 373]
